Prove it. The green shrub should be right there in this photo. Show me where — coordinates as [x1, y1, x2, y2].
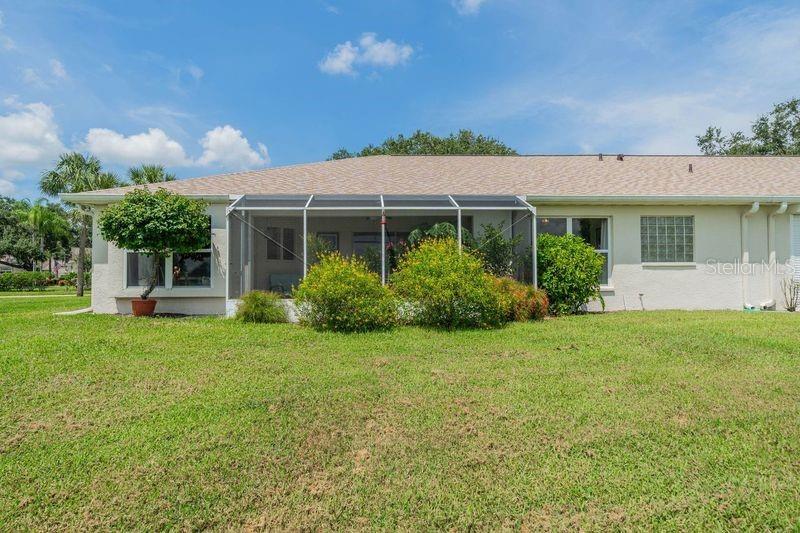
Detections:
[476, 223, 522, 277]
[0, 271, 53, 291]
[59, 271, 91, 289]
[294, 253, 397, 332]
[536, 233, 604, 315]
[492, 277, 549, 321]
[392, 239, 507, 329]
[236, 291, 288, 323]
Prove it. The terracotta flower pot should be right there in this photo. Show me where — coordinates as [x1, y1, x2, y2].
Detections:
[131, 298, 157, 317]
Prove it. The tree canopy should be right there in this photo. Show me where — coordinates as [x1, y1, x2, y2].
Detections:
[329, 129, 517, 160]
[0, 197, 74, 270]
[697, 98, 800, 155]
[98, 189, 210, 298]
[128, 164, 176, 185]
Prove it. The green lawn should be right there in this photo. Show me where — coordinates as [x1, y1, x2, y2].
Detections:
[1, 297, 799, 529]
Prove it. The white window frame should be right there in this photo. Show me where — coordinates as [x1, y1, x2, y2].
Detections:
[536, 215, 613, 289]
[639, 215, 696, 266]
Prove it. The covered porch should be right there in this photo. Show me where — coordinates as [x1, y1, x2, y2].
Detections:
[225, 194, 537, 304]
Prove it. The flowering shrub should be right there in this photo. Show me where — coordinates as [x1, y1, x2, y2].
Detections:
[294, 253, 397, 332]
[536, 233, 604, 315]
[492, 277, 549, 321]
[236, 291, 288, 323]
[392, 239, 507, 329]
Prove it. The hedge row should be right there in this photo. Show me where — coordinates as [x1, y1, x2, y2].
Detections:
[0, 271, 54, 291]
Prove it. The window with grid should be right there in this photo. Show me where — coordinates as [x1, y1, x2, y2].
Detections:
[640, 216, 694, 263]
[537, 217, 610, 285]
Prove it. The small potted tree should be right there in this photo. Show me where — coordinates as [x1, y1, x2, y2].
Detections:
[98, 188, 210, 316]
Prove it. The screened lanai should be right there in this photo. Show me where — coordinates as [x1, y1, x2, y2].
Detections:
[226, 194, 537, 300]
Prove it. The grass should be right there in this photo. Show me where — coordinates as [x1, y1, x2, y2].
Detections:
[1, 297, 799, 529]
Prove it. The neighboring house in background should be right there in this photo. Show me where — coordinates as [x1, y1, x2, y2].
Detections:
[1, 248, 84, 275]
[62, 154, 800, 315]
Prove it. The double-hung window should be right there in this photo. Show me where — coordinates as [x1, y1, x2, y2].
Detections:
[266, 227, 296, 261]
[537, 217, 610, 285]
[640, 216, 694, 263]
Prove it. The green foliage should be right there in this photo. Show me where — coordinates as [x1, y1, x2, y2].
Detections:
[330, 129, 517, 159]
[0, 196, 73, 270]
[99, 189, 210, 298]
[40, 152, 123, 296]
[236, 291, 288, 323]
[492, 277, 549, 321]
[59, 271, 91, 289]
[407, 221, 476, 248]
[476, 222, 522, 277]
[392, 239, 507, 329]
[0, 271, 54, 291]
[697, 98, 800, 155]
[294, 253, 397, 332]
[128, 164, 176, 185]
[536, 233, 604, 315]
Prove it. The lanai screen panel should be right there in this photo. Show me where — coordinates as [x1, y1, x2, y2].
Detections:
[308, 195, 382, 209]
[451, 195, 530, 210]
[237, 195, 310, 210]
[382, 195, 455, 209]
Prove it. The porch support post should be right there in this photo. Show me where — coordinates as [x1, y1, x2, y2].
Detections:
[457, 209, 463, 252]
[302, 208, 308, 278]
[380, 210, 386, 285]
[379, 195, 386, 285]
[531, 208, 538, 288]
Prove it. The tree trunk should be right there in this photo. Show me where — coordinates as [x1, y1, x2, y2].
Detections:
[141, 253, 161, 300]
[76, 216, 87, 297]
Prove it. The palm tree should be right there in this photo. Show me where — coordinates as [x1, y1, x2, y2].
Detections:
[128, 164, 176, 184]
[40, 153, 123, 296]
[23, 200, 71, 271]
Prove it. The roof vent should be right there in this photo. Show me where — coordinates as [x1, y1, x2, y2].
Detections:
[598, 153, 603, 161]
[688, 163, 693, 173]
[616, 154, 624, 161]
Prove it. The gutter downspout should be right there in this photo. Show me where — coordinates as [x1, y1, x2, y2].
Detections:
[741, 202, 760, 309]
[762, 202, 788, 309]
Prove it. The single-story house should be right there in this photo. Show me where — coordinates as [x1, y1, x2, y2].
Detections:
[62, 154, 800, 315]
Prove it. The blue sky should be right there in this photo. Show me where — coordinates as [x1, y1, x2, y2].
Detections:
[1, 0, 799, 199]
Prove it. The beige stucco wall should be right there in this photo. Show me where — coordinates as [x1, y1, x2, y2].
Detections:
[536, 204, 795, 311]
[91, 200, 797, 315]
[91, 202, 228, 315]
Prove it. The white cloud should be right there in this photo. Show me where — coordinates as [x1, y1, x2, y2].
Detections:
[0, 99, 65, 194]
[81, 124, 269, 170]
[82, 127, 191, 166]
[196, 125, 270, 169]
[452, 0, 488, 15]
[50, 59, 68, 80]
[21, 68, 46, 88]
[319, 41, 359, 75]
[185, 63, 204, 81]
[0, 99, 65, 167]
[319, 33, 413, 76]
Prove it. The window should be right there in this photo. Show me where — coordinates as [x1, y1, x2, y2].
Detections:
[353, 233, 381, 256]
[126, 253, 165, 287]
[172, 252, 211, 287]
[266, 226, 296, 260]
[317, 232, 339, 251]
[640, 216, 694, 263]
[537, 216, 610, 285]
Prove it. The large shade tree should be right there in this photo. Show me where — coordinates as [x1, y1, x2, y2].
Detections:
[98, 189, 210, 300]
[697, 98, 800, 155]
[0, 197, 45, 270]
[329, 129, 517, 159]
[40, 153, 123, 296]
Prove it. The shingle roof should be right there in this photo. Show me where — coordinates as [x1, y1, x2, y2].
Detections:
[69, 154, 800, 200]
